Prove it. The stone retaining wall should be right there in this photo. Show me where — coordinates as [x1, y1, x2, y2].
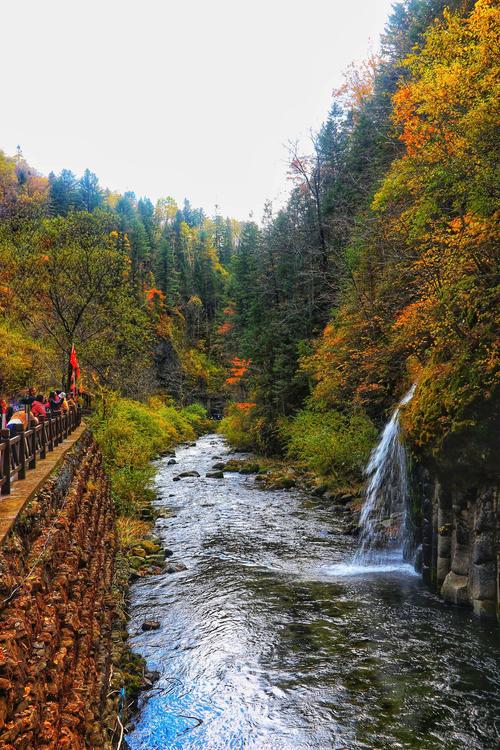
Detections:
[0, 431, 116, 749]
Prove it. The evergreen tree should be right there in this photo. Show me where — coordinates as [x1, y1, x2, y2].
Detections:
[78, 168, 103, 211]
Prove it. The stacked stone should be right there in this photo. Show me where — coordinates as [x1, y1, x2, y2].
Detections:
[0, 434, 116, 749]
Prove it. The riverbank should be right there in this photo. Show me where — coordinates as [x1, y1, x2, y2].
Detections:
[88, 395, 213, 745]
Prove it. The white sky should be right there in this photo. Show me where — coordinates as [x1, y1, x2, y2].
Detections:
[1, 0, 394, 220]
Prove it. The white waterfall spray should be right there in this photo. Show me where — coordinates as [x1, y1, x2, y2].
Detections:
[354, 384, 416, 565]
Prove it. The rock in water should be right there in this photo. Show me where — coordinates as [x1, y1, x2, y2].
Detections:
[165, 562, 188, 574]
[141, 620, 160, 631]
[167, 458, 177, 465]
[206, 471, 224, 479]
[174, 471, 200, 479]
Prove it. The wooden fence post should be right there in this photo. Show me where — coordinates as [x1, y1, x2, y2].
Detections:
[47, 417, 54, 452]
[18, 426, 26, 480]
[40, 417, 47, 459]
[0, 430, 11, 495]
[28, 426, 36, 470]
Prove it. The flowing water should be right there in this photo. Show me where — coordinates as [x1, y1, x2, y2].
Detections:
[354, 384, 416, 568]
[125, 434, 500, 750]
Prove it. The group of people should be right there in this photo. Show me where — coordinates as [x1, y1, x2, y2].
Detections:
[0, 387, 78, 434]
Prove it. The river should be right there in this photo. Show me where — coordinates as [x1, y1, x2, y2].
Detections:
[125, 434, 500, 750]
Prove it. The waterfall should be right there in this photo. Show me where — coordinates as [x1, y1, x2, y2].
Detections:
[354, 384, 416, 566]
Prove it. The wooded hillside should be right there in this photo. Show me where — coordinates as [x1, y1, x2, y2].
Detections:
[1, 0, 498, 486]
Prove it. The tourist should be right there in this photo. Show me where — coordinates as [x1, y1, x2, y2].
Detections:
[48, 391, 62, 413]
[0, 397, 7, 430]
[20, 386, 37, 409]
[6, 397, 20, 423]
[59, 392, 69, 413]
[31, 395, 47, 420]
[6, 408, 28, 434]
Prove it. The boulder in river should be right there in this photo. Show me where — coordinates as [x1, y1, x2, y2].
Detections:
[212, 462, 226, 470]
[141, 620, 160, 631]
[268, 476, 296, 490]
[165, 562, 188, 574]
[142, 669, 161, 687]
[167, 458, 177, 465]
[175, 471, 201, 479]
[207, 471, 224, 479]
[312, 485, 328, 497]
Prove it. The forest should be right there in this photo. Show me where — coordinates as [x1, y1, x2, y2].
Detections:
[1, 0, 498, 492]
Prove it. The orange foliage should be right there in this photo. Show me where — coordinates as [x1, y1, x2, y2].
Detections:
[145, 287, 166, 305]
[217, 321, 233, 335]
[226, 357, 251, 385]
[333, 53, 380, 112]
[235, 402, 257, 410]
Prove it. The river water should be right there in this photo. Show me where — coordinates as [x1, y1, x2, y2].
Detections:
[125, 435, 500, 750]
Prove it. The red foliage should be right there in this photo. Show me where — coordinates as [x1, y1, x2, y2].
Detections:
[226, 357, 251, 385]
[145, 288, 166, 305]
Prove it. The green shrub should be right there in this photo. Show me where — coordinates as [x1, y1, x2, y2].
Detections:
[218, 404, 260, 451]
[181, 402, 212, 433]
[111, 466, 156, 516]
[91, 393, 209, 517]
[281, 408, 377, 482]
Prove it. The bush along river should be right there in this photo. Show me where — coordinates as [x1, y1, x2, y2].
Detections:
[124, 433, 500, 750]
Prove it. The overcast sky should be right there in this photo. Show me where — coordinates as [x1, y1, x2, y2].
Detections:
[1, 0, 394, 219]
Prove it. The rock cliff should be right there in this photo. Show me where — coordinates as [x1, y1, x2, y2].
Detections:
[414, 469, 499, 621]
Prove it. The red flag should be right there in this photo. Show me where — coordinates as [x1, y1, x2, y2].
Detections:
[70, 344, 81, 379]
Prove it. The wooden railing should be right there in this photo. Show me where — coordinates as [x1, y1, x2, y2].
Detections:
[0, 406, 82, 496]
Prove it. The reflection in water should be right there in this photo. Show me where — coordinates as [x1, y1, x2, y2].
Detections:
[126, 435, 500, 750]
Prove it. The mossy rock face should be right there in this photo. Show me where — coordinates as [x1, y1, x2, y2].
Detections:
[222, 460, 243, 472]
[239, 463, 261, 475]
[312, 484, 328, 497]
[268, 476, 296, 490]
[148, 553, 167, 564]
[137, 539, 161, 554]
[130, 546, 147, 557]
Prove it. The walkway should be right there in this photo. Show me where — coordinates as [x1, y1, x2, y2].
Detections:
[0, 423, 87, 545]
